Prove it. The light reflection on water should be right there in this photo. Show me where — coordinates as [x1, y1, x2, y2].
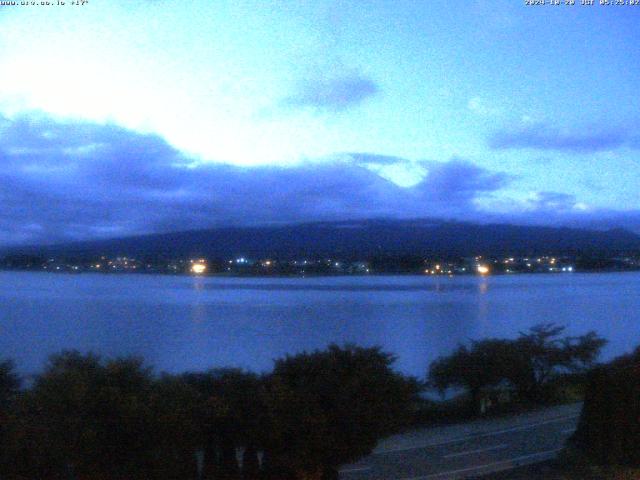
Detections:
[0, 271, 638, 377]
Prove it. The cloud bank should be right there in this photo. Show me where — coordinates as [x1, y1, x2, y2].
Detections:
[489, 123, 639, 153]
[0, 114, 510, 246]
[1, 114, 639, 246]
[284, 72, 379, 112]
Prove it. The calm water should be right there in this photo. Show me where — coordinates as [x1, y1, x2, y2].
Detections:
[1, 271, 638, 377]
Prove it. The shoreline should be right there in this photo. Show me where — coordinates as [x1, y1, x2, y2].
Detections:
[1, 267, 638, 279]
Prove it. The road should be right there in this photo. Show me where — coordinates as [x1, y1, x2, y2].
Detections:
[339, 403, 581, 480]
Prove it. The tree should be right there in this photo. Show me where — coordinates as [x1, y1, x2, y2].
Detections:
[263, 344, 421, 480]
[510, 324, 607, 402]
[0, 360, 20, 475]
[572, 346, 640, 465]
[181, 368, 266, 480]
[0, 359, 19, 412]
[428, 339, 518, 414]
[428, 324, 607, 412]
[149, 374, 203, 479]
[14, 351, 157, 479]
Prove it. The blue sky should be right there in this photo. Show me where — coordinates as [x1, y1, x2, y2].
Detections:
[0, 0, 639, 244]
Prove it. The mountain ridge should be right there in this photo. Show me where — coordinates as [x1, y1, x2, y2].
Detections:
[7, 218, 640, 260]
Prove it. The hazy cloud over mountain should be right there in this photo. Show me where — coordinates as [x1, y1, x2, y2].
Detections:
[0, 114, 497, 245]
[1, 114, 639, 246]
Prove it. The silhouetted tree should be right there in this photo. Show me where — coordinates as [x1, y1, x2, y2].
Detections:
[263, 344, 421, 480]
[149, 374, 203, 479]
[181, 369, 266, 480]
[0, 360, 20, 476]
[0, 360, 19, 412]
[13, 351, 156, 479]
[428, 339, 518, 414]
[510, 324, 606, 402]
[428, 324, 607, 412]
[572, 346, 640, 465]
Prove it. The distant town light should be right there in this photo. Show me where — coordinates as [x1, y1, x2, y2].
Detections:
[191, 263, 207, 275]
[476, 264, 490, 275]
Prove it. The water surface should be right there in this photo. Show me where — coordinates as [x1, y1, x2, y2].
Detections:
[1, 271, 638, 377]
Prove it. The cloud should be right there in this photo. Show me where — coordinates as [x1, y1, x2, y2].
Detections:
[489, 123, 637, 153]
[417, 159, 512, 205]
[467, 97, 502, 117]
[347, 153, 409, 167]
[526, 192, 582, 212]
[4, 113, 638, 247]
[478, 190, 640, 234]
[0, 114, 513, 246]
[284, 72, 379, 112]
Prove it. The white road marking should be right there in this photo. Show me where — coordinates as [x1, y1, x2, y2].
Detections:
[400, 448, 563, 480]
[339, 466, 371, 473]
[375, 414, 579, 454]
[443, 443, 508, 459]
[481, 415, 578, 437]
[561, 428, 576, 434]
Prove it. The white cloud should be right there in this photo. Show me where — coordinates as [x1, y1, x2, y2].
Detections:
[467, 97, 501, 117]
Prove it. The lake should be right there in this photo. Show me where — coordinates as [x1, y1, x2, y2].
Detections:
[1, 271, 638, 378]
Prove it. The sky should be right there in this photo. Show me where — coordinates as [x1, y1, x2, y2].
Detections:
[0, 0, 639, 245]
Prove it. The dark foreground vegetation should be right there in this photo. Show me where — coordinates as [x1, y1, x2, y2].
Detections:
[0, 325, 632, 480]
[476, 345, 640, 479]
[0, 345, 420, 480]
[428, 324, 606, 417]
[571, 345, 640, 465]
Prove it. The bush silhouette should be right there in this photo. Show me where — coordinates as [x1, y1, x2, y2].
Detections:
[572, 347, 640, 466]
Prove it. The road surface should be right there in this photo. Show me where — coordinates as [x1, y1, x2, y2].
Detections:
[339, 403, 581, 480]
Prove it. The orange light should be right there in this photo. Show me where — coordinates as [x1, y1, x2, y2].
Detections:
[476, 265, 490, 275]
[191, 263, 207, 274]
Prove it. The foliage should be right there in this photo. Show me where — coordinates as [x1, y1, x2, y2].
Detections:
[147, 374, 203, 479]
[180, 368, 266, 479]
[263, 344, 422, 480]
[0, 332, 606, 480]
[0, 360, 20, 476]
[428, 324, 606, 412]
[571, 346, 640, 466]
[511, 324, 606, 401]
[1, 345, 420, 480]
[429, 339, 518, 411]
[7, 351, 157, 479]
[0, 359, 19, 411]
